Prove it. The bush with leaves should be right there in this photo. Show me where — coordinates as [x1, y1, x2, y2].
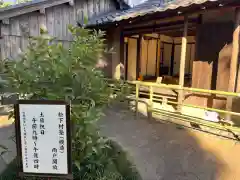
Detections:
[3, 25, 131, 180]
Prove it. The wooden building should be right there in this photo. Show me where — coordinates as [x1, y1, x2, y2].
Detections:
[88, 0, 240, 114]
[0, 0, 128, 60]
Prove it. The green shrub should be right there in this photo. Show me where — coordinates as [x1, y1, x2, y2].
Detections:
[0, 140, 142, 180]
[3, 25, 131, 179]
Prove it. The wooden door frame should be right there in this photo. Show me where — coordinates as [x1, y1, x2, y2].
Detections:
[124, 42, 128, 80]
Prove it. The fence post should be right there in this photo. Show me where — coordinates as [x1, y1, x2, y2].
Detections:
[135, 83, 139, 118]
[148, 85, 153, 120]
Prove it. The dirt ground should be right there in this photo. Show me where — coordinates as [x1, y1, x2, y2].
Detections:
[99, 103, 240, 180]
[0, 116, 16, 174]
[0, 116, 14, 128]
[1, 104, 240, 179]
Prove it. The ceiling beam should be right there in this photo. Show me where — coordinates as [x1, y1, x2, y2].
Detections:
[125, 13, 199, 29]
[123, 22, 197, 36]
[124, 18, 198, 32]
[123, 26, 196, 37]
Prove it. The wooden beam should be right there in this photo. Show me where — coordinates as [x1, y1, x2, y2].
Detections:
[125, 16, 185, 30]
[170, 43, 175, 76]
[156, 38, 160, 77]
[120, 30, 125, 79]
[112, 27, 121, 80]
[2, 18, 9, 25]
[177, 15, 188, 112]
[225, 7, 240, 121]
[124, 18, 198, 32]
[39, 8, 45, 14]
[136, 35, 142, 80]
[120, 14, 198, 31]
[123, 24, 196, 36]
[124, 42, 129, 80]
[69, 0, 74, 6]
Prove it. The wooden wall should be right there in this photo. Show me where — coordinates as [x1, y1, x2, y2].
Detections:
[0, 0, 116, 60]
[127, 37, 137, 80]
[140, 38, 157, 77]
[186, 19, 234, 108]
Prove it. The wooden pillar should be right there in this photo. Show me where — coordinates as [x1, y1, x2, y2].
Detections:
[120, 31, 125, 80]
[136, 35, 142, 80]
[124, 40, 129, 81]
[226, 8, 240, 120]
[178, 16, 188, 112]
[156, 36, 161, 77]
[170, 43, 175, 76]
[112, 27, 121, 80]
[155, 39, 159, 77]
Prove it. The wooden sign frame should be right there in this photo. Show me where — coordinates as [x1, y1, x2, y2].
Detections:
[14, 100, 73, 179]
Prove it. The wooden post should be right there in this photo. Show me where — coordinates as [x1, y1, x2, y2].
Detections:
[170, 43, 175, 76]
[124, 42, 129, 80]
[112, 27, 121, 80]
[148, 85, 153, 120]
[226, 8, 240, 121]
[156, 38, 161, 77]
[136, 35, 142, 79]
[120, 31, 125, 80]
[135, 83, 139, 119]
[177, 15, 188, 112]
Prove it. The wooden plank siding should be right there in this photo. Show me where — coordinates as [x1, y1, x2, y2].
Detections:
[0, 0, 116, 60]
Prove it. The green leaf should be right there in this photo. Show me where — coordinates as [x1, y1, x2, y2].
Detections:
[74, 161, 81, 170]
[83, 16, 88, 25]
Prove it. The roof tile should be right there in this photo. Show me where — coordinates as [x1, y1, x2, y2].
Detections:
[87, 0, 221, 26]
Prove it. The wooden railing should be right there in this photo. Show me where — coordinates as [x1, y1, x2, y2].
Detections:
[107, 79, 240, 137]
[133, 81, 240, 133]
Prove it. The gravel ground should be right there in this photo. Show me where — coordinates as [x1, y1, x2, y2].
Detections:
[99, 103, 240, 180]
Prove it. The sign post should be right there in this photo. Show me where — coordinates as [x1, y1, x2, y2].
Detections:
[14, 100, 72, 179]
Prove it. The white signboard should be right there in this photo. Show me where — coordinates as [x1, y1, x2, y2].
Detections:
[15, 101, 71, 176]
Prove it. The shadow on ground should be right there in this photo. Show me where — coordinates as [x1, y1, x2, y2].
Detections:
[99, 102, 240, 180]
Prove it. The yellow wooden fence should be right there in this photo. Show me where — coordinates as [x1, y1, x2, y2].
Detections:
[107, 79, 240, 137]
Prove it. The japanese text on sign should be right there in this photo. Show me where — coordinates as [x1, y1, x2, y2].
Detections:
[18, 104, 68, 174]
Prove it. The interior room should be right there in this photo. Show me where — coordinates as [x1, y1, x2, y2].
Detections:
[124, 33, 196, 87]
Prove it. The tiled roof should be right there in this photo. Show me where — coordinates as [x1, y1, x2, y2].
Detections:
[87, 0, 223, 26]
